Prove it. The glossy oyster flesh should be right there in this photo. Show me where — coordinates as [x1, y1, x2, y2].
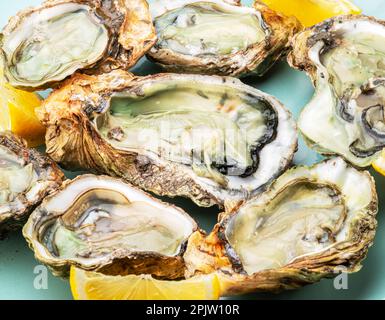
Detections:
[147, 0, 301, 77]
[183, 158, 377, 294]
[39, 70, 297, 207]
[0, 0, 156, 90]
[23, 175, 197, 278]
[150, 0, 241, 17]
[289, 15, 385, 167]
[0, 132, 63, 237]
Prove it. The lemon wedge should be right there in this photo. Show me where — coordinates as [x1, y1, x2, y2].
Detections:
[373, 150, 385, 177]
[260, 0, 361, 27]
[0, 74, 45, 147]
[70, 267, 220, 300]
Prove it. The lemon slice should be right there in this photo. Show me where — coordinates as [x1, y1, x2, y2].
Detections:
[373, 150, 385, 176]
[0, 75, 45, 147]
[260, 0, 361, 27]
[70, 267, 220, 300]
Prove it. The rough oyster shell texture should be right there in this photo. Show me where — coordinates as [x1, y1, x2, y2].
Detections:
[0, 132, 64, 237]
[0, 0, 156, 90]
[37, 70, 297, 208]
[289, 15, 385, 167]
[147, 0, 301, 77]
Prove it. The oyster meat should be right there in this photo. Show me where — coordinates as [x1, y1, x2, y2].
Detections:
[289, 15, 385, 167]
[147, 0, 301, 77]
[38, 70, 297, 207]
[0, 0, 156, 90]
[23, 175, 197, 278]
[0, 132, 63, 237]
[184, 158, 378, 294]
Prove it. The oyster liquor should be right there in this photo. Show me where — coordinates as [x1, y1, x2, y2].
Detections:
[146, 304, 240, 317]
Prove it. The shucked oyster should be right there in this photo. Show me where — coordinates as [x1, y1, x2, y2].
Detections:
[147, 0, 301, 77]
[38, 70, 297, 207]
[289, 15, 385, 167]
[0, 132, 63, 237]
[0, 0, 156, 90]
[23, 175, 197, 278]
[184, 158, 377, 294]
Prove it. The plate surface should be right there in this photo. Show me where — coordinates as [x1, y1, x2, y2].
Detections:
[0, 0, 384, 300]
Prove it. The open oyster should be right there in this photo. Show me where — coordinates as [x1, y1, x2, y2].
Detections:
[38, 70, 297, 207]
[147, 0, 301, 77]
[23, 175, 198, 278]
[0, 0, 156, 90]
[184, 158, 377, 294]
[289, 15, 385, 167]
[0, 132, 63, 237]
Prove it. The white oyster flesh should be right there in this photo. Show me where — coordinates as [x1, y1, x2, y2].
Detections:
[95, 74, 297, 200]
[299, 19, 385, 167]
[153, 1, 266, 57]
[150, 0, 241, 22]
[225, 158, 376, 275]
[27, 175, 196, 267]
[1, 3, 109, 87]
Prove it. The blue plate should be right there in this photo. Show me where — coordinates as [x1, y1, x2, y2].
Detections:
[0, 0, 384, 300]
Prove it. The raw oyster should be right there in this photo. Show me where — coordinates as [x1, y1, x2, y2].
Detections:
[23, 175, 198, 278]
[289, 15, 385, 167]
[184, 158, 378, 294]
[0, 132, 63, 237]
[147, 0, 301, 77]
[0, 0, 156, 90]
[38, 70, 297, 207]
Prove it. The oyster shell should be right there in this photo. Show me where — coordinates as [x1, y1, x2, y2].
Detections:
[184, 158, 378, 294]
[0, 132, 63, 237]
[289, 15, 385, 167]
[147, 0, 301, 77]
[38, 70, 297, 207]
[23, 174, 198, 278]
[0, 0, 156, 90]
